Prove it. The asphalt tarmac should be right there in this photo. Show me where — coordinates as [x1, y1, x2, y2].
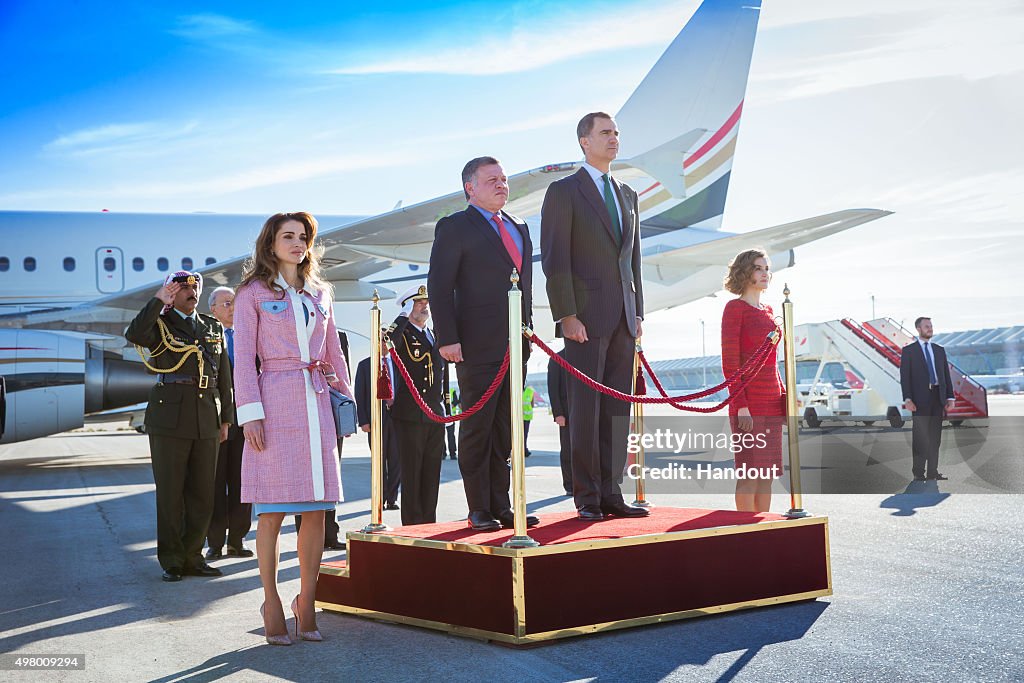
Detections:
[0, 401, 1022, 682]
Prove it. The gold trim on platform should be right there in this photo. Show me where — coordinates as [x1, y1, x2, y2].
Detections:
[511, 557, 526, 638]
[318, 565, 350, 578]
[341, 515, 828, 558]
[316, 587, 833, 646]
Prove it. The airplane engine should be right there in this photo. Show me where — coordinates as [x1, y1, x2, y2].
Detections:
[0, 329, 153, 444]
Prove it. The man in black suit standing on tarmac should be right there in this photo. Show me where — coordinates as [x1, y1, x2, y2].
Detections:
[428, 156, 539, 532]
[900, 316, 956, 481]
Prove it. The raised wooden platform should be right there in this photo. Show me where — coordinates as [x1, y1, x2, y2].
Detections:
[316, 507, 831, 645]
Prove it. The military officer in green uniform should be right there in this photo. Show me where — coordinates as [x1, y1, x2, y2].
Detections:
[125, 271, 235, 582]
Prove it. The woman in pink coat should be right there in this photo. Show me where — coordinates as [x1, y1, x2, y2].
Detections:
[234, 212, 353, 645]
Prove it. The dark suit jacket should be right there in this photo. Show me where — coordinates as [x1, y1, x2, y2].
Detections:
[541, 167, 644, 338]
[547, 352, 569, 419]
[355, 357, 373, 427]
[900, 340, 955, 412]
[428, 205, 533, 365]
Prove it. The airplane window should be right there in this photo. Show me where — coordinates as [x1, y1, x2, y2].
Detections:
[205, 257, 216, 265]
[157, 257, 168, 272]
[0, 257, 9, 272]
[182, 257, 193, 270]
[24, 257, 36, 272]
[133, 257, 145, 272]
[103, 257, 116, 272]
[63, 257, 76, 272]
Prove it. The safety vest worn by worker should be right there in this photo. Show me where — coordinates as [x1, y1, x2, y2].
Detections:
[522, 386, 535, 421]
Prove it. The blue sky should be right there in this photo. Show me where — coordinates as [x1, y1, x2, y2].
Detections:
[2, 0, 1022, 360]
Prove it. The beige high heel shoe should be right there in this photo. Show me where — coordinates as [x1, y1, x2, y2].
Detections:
[291, 596, 323, 642]
[260, 602, 292, 646]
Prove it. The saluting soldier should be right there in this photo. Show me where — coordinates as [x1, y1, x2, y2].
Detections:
[388, 285, 446, 526]
[125, 271, 235, 582]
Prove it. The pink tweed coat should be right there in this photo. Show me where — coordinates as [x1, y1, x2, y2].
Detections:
[234, 275, 353, 504]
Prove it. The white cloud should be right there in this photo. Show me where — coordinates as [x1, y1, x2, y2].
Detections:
[325, 2, 693, 75]
[45, 121, 200, 158]
[171, 14, 258, 39]
[753, 0, 1024, 101]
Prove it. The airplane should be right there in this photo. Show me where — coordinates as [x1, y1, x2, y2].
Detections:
[0, 0, 891, 444]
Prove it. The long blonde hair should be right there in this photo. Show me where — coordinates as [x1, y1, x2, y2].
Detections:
[240, 212, 332, 298]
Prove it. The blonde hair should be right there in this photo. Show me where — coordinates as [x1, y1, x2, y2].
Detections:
[240, 212, 331, 298]
[724, 249, 769, 295]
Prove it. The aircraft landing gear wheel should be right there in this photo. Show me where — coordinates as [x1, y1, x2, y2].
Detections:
[803, 408, 821, 429]
[886, 407, 905, 429]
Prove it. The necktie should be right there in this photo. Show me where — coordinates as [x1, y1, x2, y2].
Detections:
[492, 213, 522, 270]
[924, 342, 938, 385]
[188, 316, 198, 336]
[226, 328, 234, 366]
[602, 173, 622, 246]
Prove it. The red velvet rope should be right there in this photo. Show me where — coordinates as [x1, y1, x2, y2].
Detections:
[527, 329, 779, 413]
[386, 345, 510, 424]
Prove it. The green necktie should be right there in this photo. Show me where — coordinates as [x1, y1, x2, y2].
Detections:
[602, 173, 622, 246]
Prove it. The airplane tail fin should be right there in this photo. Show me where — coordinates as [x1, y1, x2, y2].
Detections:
[617, 0, 762, 230]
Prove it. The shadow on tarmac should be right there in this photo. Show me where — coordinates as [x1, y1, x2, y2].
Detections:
[878, 480, 951, 516]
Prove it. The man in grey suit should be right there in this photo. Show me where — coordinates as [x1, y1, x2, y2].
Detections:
[541, 112, 649, 521]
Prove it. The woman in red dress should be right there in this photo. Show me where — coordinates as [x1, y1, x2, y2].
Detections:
[720, 249, 785, 512]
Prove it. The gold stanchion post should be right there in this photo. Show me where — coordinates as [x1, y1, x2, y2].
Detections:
[782, 284, 809, 518]
[503, 270, 539, 549]
[631, 340, 651, 508]
[361, 290, 390, 533]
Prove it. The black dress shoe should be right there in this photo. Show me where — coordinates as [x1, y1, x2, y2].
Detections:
[601, 501, 650, 518]
[467, 511, 501, 531]
[225, 544, 254, 558]
[384, 502, 400, 511]
[927, 473, 949, 481]
[495, 510, 539, 528]
[162, 568, 183, 582]
[182, 562, 222, 577]
[577, 505, 604, 521]
[324, 539, 346, 550]
[205, 548, 223, 561]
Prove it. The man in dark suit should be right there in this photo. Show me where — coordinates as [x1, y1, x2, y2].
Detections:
[204, 286, 253, 561]
[428, 156, 539, 532]
[388, 285, 446, 525]
[541, 112, 648, 521]
[547, 351, 573, 496]
[125, 271, 234, 582]
[900, 316, 956, 481]
[355, 356, 401, 510]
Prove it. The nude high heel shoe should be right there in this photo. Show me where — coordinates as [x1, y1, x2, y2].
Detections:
[260, 602, 292, 646]
[291, 596, 323, 642]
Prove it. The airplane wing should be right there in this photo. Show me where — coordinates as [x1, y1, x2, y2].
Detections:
[641, 209, 893, 284]
[0, 163, 583, 334]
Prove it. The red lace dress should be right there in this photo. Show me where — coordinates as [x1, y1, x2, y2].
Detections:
[720, 299, 786, 469]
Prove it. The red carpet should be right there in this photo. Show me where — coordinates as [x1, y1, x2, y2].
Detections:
[363, 507, 784, 546]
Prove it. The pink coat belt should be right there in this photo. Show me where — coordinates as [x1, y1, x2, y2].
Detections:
[260, 358, 338, 394]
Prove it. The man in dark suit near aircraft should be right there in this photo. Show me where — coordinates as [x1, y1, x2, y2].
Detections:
[541, 112, 649, 521]
[428, 156, 538, 532]
[900, 316, 956, 481]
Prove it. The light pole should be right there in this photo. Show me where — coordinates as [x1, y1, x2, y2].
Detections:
[700, 319, 707, 388]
